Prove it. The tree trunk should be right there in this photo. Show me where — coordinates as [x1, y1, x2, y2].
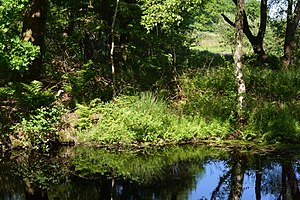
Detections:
[222, 0, 267, 64]
[22, 0, 48, 81]
[286, 162, 300, 200]
[255, 158, 262, 200]
[234, 0, 246, 129]
[282, 163, 287, 200]
[110, 0, 120, 99]
[229, 150, 245, 200]
[283, 0, 300, 69]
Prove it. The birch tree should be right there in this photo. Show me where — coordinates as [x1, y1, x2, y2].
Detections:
[110, 0, 120, 99]
[234, 0, 246, 129]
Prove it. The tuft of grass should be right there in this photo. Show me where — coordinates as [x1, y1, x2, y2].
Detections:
[74, 92, 231, 146]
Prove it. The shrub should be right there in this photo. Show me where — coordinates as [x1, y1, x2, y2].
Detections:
[11, 105, 63, 150]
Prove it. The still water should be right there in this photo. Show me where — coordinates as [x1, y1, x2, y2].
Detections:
[0, 144, 300, 200]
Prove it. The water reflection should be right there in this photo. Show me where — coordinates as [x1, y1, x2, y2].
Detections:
[0, 145, 300, 200]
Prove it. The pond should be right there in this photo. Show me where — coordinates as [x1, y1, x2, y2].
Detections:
[0, 144, 300, 200]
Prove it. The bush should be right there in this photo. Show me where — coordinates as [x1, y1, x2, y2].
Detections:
[11, 105, 63, 150]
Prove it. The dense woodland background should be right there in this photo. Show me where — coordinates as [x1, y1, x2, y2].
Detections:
[1, 0, 300, 149]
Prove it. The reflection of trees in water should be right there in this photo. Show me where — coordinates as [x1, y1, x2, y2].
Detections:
[47, 161, 201, 199]
[228, 149, 245, 200]
[260, 163, 282, 198]
[209, 149, 300, 200]
[209, 148, 246, 200]
[1, 146, 300, 200]
[281, 161, 300, 200]
[24, 181, 48, 200]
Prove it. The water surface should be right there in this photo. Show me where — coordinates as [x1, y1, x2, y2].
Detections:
[0, 145, 300, 200]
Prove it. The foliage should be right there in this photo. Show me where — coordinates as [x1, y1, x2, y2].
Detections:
[72, 145, 225, 184]
[7, 38, 40, 73]
[0, 80, 55, 141]
[139, 0, 202, 32]
[0, 0, 39, 75]
[11, 105, 63, 149]
[0, 0, 300, 149]
[182, 52, 236, 121]
[192, 0, 235, 31]
[241, 67, 300, 142]
[74, 92, 231, 145]
[180, 51, 300, 143]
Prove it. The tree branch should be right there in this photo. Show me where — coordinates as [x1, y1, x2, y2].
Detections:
[293, 0, 300, 25]
[210, 170, 231, 200]
[258, 0, 267, 39]
[221, 14, 235, 27]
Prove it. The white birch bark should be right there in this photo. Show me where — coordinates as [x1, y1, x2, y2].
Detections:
[110, 0, 120, 99]
[235, 0, 246, 124]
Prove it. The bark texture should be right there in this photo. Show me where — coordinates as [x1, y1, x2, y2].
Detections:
[222, 0, 267, 64]
[22, 0, 48, 80]
[234, 0, 246, 128]
[110, 0, 120, 99]
[283, 0, 300, 69]
[229, 150, 245, 200]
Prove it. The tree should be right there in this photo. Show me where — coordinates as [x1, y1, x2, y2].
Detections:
[234, 0, 246, 129]
[22, 0, 48, 81]
[229, 150, 245, 200]
[139, 0, 202, 98]
[110, 0, 120, 99]
[222, 0, 268, 63]
[283, 0, 300, 69]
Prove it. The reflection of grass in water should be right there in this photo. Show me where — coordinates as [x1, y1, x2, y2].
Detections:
[71, 145, 227, 185]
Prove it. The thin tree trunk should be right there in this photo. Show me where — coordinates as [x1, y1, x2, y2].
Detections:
[283, 0, 300, 69]
[110, 0, 120, 99]
[255, 158, 262, 200]
[171, 47, 184, 99]
[282, 163, 287, 200]
[22, 0, 48, 81]
[234, 0, 246, 129]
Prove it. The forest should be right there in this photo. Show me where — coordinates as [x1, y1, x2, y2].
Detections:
[1, 0, 300, 150]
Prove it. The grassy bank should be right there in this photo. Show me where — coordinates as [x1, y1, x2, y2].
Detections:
[59, 58, 300, 147]
[7, 51, 300, 150]
[70, 93, 231, 146]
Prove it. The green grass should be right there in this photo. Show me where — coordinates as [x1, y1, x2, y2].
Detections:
[190, 31, 252, 54]
[180, 58, 300, 143]
[52, 46, 300, 147]
[73, 92, 231, 146]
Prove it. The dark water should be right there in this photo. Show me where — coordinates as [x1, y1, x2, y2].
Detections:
[0, 145, 300, 200]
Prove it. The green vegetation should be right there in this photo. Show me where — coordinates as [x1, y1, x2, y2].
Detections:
[2, 142, 300, 199]
[71, 145, 225, 184]
[0, 0, 300, 150]
[74, 93, 230, 146]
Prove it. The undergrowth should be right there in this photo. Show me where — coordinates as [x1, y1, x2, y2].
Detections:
[74, 92, 230, 146]
[180, 60, 300, 143]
